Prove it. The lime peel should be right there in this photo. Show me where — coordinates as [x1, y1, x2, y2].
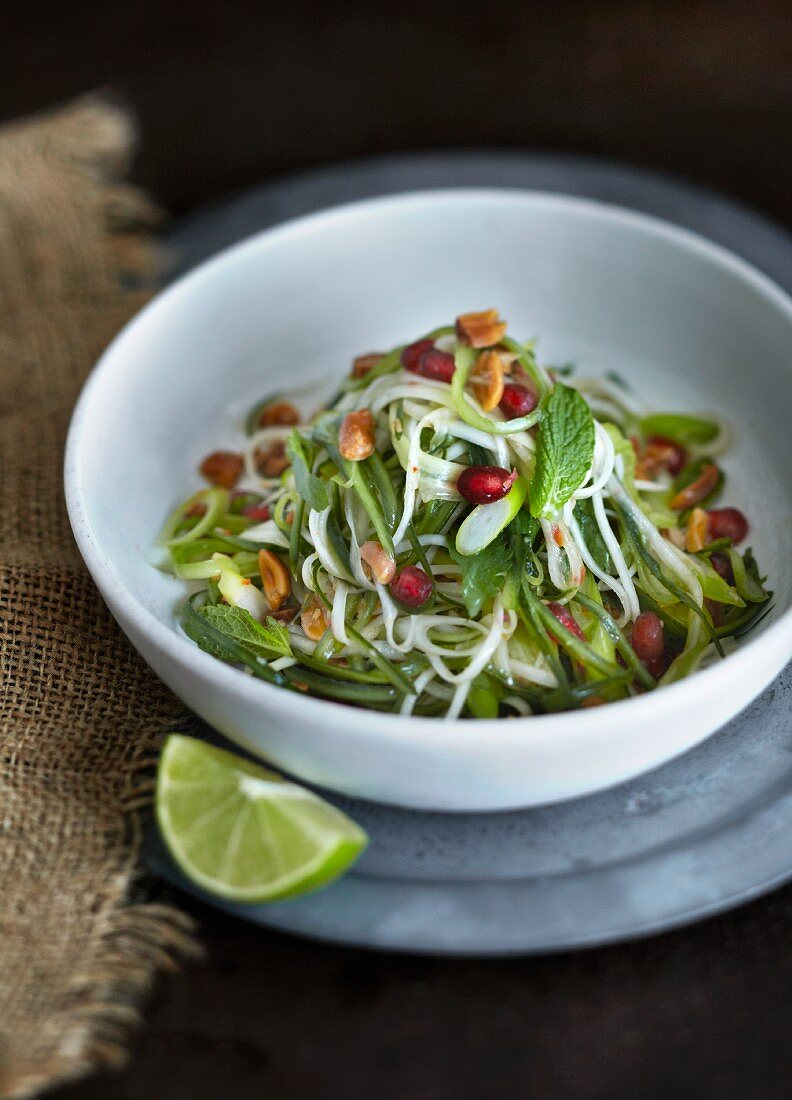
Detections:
[156, 734, 368, 903]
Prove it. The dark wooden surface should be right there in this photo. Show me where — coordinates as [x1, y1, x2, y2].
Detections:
[3, 0, 791, 225]
[54, 887, 792, 1100]
[5, 2, 791, 1096]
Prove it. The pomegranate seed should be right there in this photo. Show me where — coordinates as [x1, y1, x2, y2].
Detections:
[646, 435, 687, 476]
[416, 348, 455, 383]
[644, 651, 670, 679]
[705, 597, 724, 628]
[457, 465, 516, 505]
[547, 602, 585, 642]
[401, 339, 435, 372]
[390, 565, 433, 609]
[707, 507, 748, 544]
[710, 551, 734, 584]
[242, 502, 271, 522]
[631, 612, 665, 661]
[499, 383, 538, 420]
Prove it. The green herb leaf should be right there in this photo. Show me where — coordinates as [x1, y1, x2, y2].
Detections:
[286, 429, 329, 512]
[503, 511, 542, 605]
[449, 537, 512, 618]
[510, 510, 540, 551]
[639, 413, 720, 446]
[182, 599, 285, 684]
[197, 604, 293, 658]
[689, 557, 744, 607]
[726, 547, 771, 604]
[529, 383, 595, 519]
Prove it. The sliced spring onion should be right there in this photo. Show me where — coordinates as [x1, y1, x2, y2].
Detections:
[451, 348, 543, 435]
[455, 476, 528, 557]
[164, 314, 766, 720]
[162, 489, 228, 547]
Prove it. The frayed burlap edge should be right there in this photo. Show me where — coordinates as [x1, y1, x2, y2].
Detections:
[0, 97, 200, 1099]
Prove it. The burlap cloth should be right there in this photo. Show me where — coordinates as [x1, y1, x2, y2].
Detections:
[0, 99, 199, 1099]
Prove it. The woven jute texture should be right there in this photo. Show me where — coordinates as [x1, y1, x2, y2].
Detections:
[0, 99, 197, 1099]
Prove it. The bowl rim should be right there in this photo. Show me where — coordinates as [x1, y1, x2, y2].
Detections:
[64, 187, 792, 747]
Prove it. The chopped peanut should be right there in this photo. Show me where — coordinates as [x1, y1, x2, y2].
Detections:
[351, 352, 384, 379]
[254, 440, 291, 478]
[339, 409, 376, 461]
[630, 431, 685, 479]
[635, 439, 683, 480]
[685, 507, 709, 553]
[455, 309, 508, 349]
[301, 595, 330, 641]
[669, 463, 719, 510]
[199, 451, 244, 489]
[258, 400, 300, 428]
[662, 526, 687, 550]
[268, 606, 298, 622]
[258, 549, 291, 611]
[470, 349, 506, 411]
[360, 540, 396, 584]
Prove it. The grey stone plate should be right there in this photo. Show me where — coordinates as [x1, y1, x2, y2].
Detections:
[154, 153, 792, 954]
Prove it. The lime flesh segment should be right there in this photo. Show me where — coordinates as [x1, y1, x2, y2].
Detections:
[156, 735, 368, 903]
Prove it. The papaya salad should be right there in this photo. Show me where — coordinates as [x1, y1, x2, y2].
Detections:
[157, 309, 771, 719]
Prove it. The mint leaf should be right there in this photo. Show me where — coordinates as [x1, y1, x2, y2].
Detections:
[529, 384, 595, 518]
[639, 413, 719, 446]
[449, 537, 512, 618]
[286, 429, 329, 512]
[197, 604, 292, 658]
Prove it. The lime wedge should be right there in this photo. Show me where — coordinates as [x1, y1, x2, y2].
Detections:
[156, 735, 368, 903]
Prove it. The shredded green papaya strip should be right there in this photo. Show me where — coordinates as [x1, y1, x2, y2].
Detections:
[159, 311, 768, 719]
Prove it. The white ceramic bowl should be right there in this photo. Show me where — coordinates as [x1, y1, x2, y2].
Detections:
[65, 190, 792, 811]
